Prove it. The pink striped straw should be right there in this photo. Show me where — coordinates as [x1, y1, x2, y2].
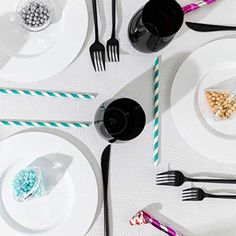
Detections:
[182, 0, 217, 14]
[130, 211, 183, 236]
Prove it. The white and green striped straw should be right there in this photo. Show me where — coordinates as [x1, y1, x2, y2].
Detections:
[0, 120, 91, 129]
[0, 88, 96, 100]
[154, 58, 160, 166]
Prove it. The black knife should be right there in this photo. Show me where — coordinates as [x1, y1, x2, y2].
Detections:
[186, 22, 236, 32]
[101, 144, 111, 236]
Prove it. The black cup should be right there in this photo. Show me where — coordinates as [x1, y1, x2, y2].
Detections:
[94, 98, 146, 143]
[128, 0, 184, 53]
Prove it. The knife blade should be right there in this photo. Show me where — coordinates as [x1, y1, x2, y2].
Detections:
[186, 22, 236, 32]
[101, 144, 111, 236]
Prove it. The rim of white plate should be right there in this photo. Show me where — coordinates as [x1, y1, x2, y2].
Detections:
[0, 0, 88, 82]
[171, 38, 236, 163]
[0, 132, 98, 236]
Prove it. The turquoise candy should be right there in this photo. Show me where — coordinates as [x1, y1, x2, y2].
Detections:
[13, 167, 41, 202]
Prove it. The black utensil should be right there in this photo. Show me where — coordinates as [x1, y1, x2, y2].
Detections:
[106, 0, 119, 62]
[183, 188, 236, 201]
[156, 170, 236, 186]
[101, 145, 111, 236]
[95, 98, 146, 236]
[186, 22, 236, 32]
[90, 0, 106, 71]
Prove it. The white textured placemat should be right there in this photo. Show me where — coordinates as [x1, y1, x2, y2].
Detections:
[0, 0, 236, 235]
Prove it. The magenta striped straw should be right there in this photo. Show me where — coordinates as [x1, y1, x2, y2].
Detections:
[130, 211, 183, 236]
[182, 0, 217, 14]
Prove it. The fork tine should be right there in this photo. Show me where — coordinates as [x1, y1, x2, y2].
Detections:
[183, 192, 197, 197]
[107, 45, 111, 62]
[183, 198, 197, 201]
[110, 46, 113, 62]
[99, 51, 103, 71]
[183, 193, 196, 196]
[183, 188, 199, 192]
[156, 179, 176, 183]
[94, 51, 99, 72]
[113, 46, 116, 62]
[183, 194, 197, 199]
[94, 52, 100, 71]
[156, 181, 176, 185]
[156, 177, 176, 181]
[90, 51, 96, 71]
[117, 44, 120, 61]
[156, 174, 175, 179]
[113, 46, 117, 62]
[156, 171, 171, 176]
[115, 46, 118, 62]
[98, 52, 103, 71]
[109, 46, 112, 62]
[156, 177, 176, 182]
[156, 182, 176, 186]
[102, 50, 106, 71]
[156, 180, 176, 184]
[101, 51, 105, 71]
[156, 171, 176, 176]
[183, 190, 198, 194]
[183, 195, 198, 200]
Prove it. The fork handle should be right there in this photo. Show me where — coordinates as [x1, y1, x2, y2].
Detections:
[206, 194, 236, 199]
[111, 0, 116, 37]
[186, 178, 236, 184]
[92, 0, 99, 41]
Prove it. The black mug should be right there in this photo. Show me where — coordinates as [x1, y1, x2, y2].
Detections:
[94, 98, 146, 143]
[128, 0, 184, 53]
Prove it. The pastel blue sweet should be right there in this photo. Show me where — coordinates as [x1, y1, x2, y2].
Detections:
[12, 167, 41, 202]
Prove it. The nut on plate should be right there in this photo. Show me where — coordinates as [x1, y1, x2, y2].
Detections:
[205, 90, 236, 120]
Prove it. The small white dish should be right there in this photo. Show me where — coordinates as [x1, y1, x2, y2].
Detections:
[0, 132, 98, 236]
[0, 0, 88, 82]
[171, 38, 236, 163]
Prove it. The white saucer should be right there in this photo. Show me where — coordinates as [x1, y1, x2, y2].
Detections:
[0, 0, 88, 82]
[0, 132, 98, 236]
[171, 38, 236, 163]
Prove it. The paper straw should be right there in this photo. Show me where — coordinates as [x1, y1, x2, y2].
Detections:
[0, 120, 91, 128]
[0, 88, 96, 100]
[182, 0, 217, 14]
[130, 211, 183, 236]
[153, 58, 159, 166]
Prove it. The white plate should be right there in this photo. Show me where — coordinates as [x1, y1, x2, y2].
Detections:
[0, 132, 98, 236]
[171, 38, 236, 163]
[0, 0, 88, 82]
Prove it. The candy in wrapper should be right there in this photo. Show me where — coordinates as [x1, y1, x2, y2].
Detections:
[204, 89, 236, 120]
[204, 76, 236, 120]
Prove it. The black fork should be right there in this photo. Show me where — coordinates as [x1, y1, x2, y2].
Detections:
[106, 0, 119, 62]
[156, 170, 236, 187]
[183, 188, 236, 201]
[89, 0, 106, 71]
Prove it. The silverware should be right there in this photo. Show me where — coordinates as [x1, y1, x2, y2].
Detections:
[156, 170, 236, 186]
[106, 0, 119, 62]
[101, 145, 111, 236]
[183, 188, 236, 201]
[186, 22, 236, 32]
[90, 0, 106, 71]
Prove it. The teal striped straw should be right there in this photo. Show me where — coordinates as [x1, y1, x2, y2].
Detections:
[154, 58, 160, 166]
[0, 88, 96, 100]
[0, 120, 91, 129]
